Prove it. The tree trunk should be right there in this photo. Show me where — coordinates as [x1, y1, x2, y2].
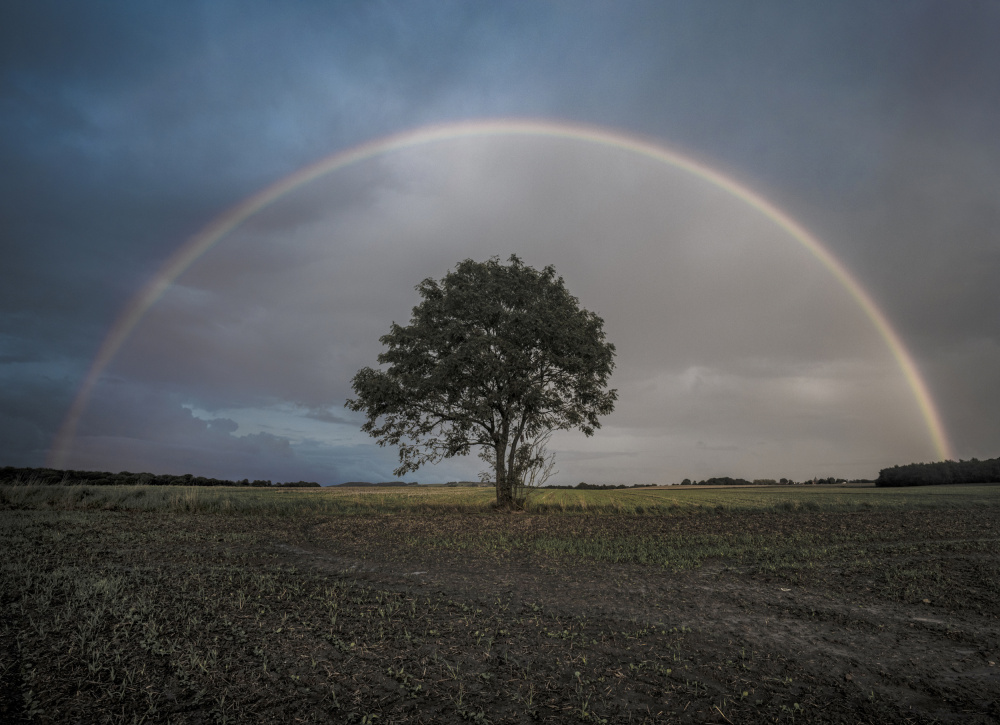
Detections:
[494, 441, 515, 509]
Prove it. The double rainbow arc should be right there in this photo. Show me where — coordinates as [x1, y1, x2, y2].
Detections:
[48, 119, 953, 468]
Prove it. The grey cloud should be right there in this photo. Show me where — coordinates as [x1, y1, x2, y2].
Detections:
[302, 408, 355, 426]
[926, 339, 1000, 460]
[696, 442, 740, 453]
[0, 372, 74, 466]
[206, 418, 238, 435]
[94, 137, 941, 481]
[62, 378, 312, 481]
[2, 2, 997, 482]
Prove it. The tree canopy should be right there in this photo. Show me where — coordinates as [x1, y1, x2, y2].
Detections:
[876, 457, 1000, 486]
[346, 256, 616, 508]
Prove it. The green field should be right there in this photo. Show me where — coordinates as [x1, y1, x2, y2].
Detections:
[2, 483, 998, 723]
[2, 481, 996, 516]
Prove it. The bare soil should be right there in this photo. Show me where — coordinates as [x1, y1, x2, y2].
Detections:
[2, 506, 997, 724]
[275, 508, 1000, 723]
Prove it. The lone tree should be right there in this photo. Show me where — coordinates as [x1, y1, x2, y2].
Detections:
[346, 255, 616, 509]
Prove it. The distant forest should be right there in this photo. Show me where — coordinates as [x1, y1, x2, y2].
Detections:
[6, 460, 994, 490]
[684, 477, 794, 486]
[0, 467, 320, 488]
[876, 457, 1000, 487]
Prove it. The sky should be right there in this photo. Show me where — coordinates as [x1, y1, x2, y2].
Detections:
[2, 1, 999, 485]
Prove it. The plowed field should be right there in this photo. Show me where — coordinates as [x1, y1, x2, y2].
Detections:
[2, 485, 998, 723]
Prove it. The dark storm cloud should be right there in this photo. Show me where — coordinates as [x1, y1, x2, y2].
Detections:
[0, 364, 75, 463]
[2, 1, 998, 480]
[66, 377, 311, 481]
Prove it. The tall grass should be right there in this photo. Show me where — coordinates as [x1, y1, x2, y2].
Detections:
[1, 483, 997, 516]
[0, 484, 496, 515]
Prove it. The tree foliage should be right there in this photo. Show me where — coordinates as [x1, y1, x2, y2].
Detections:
[346, 256, 616, 508]
[877, 457, 1000, 487]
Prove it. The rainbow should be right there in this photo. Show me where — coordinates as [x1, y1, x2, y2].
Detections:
[47, 118, 953, 467]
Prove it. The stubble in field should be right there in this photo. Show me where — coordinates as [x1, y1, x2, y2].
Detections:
[1, 484, 998, 723]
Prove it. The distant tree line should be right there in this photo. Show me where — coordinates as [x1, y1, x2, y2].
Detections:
[682, 477, 779, 486]
[0, 467, 320, 487]
[680, 477, 753, 486]
[677, 477, 851, 486]
[876, 457, 1000, 487]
